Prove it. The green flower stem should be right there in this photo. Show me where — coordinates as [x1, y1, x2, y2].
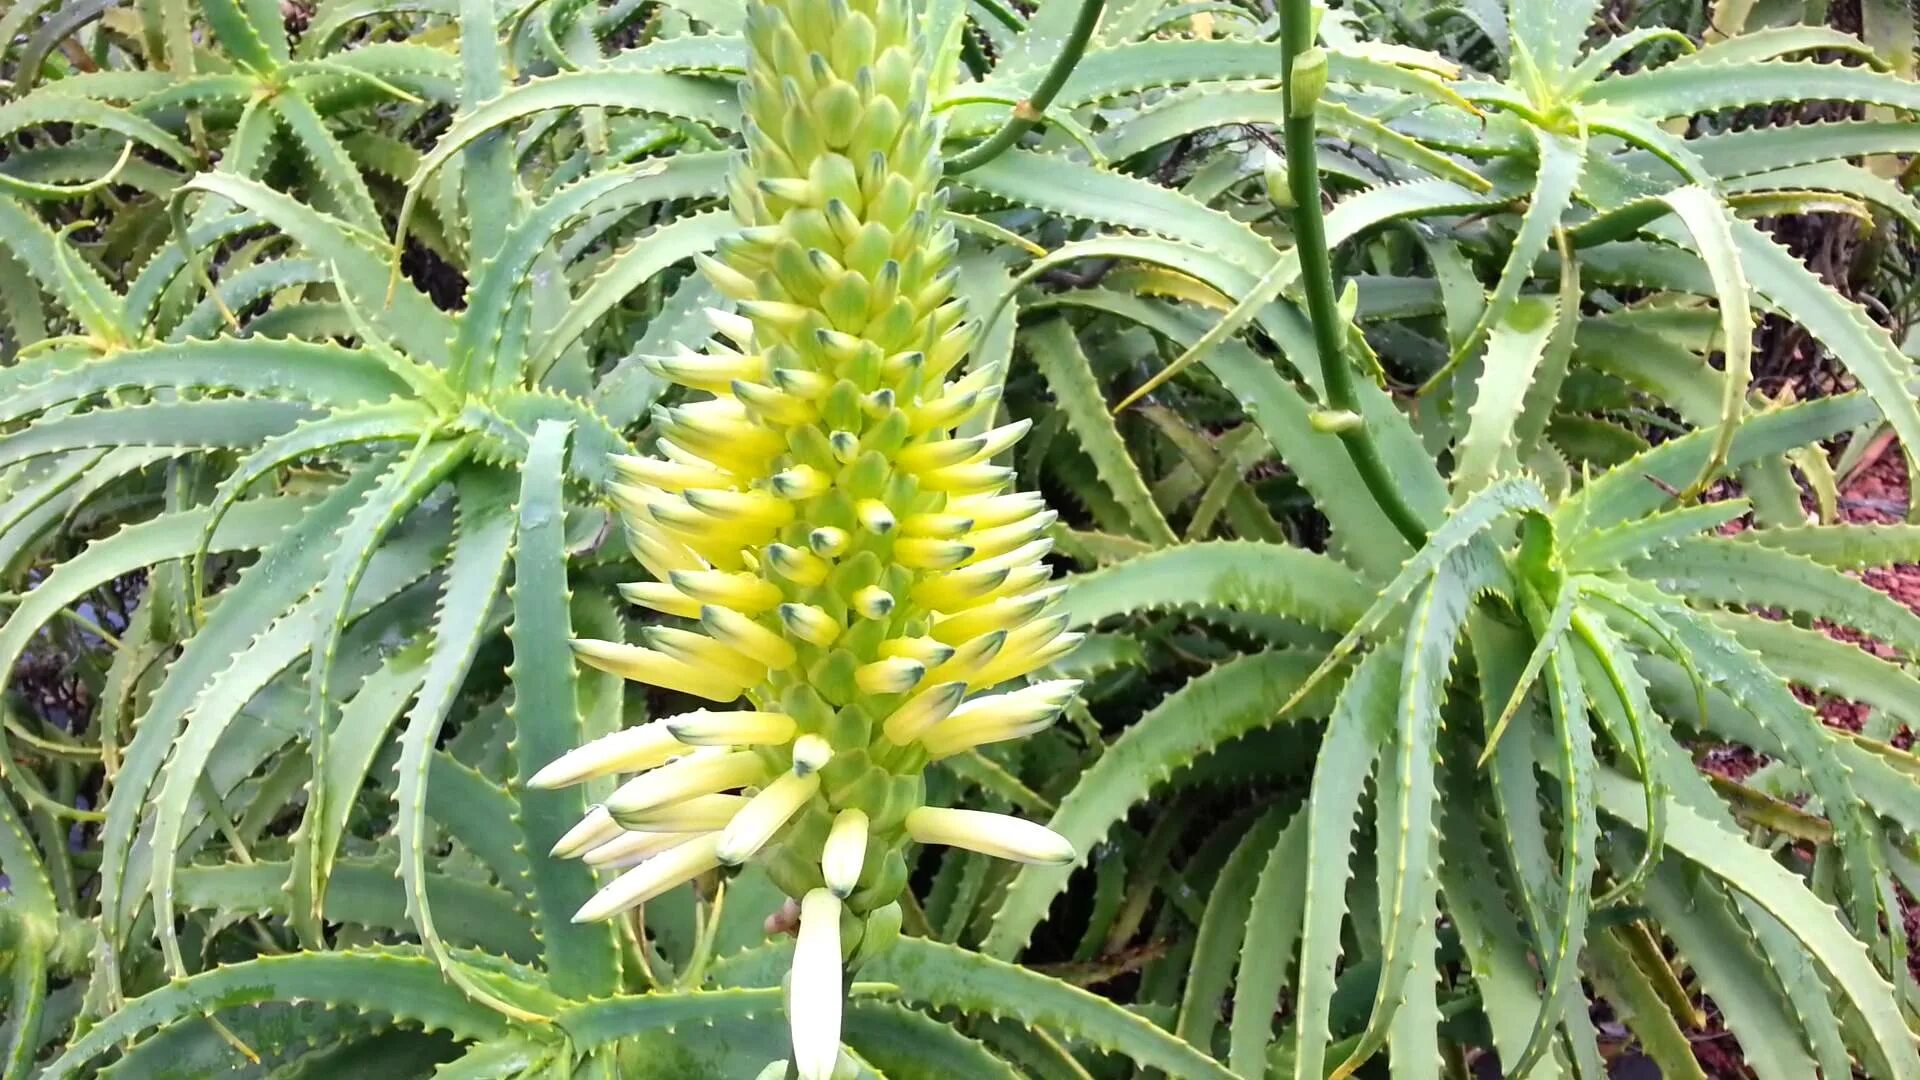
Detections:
[1277, 0, 1429, 549]
[944, 0, 1106, 175]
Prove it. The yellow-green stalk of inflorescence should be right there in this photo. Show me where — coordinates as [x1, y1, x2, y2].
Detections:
[527, 0, 1079, 1074]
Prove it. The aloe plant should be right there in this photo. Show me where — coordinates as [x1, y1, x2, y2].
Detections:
[2, 0, 1920, 1075]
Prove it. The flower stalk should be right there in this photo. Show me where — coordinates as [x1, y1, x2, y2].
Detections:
[944, 0, 1107, 175]
[1277, 0, 1429, 549]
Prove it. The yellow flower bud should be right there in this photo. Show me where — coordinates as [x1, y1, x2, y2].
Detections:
[904, 806, 1076, 865]
[573, 834, 725, 922]
[529, 722, 685, 789]
[717, 770, 821, 864]
[604, 749, 768, 815]
[823, 809, 868, 897]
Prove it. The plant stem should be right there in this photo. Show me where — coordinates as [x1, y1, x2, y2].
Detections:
[1277, 0, 1430, 549]
[944, 0, 1106, 175]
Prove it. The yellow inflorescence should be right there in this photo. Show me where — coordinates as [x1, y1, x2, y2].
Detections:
[528, 0, 1078, 1072]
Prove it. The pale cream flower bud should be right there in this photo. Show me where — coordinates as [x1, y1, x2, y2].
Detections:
[822, 809, 869, 897]
[789, 889, 844, 1080]
[605, 748, 768, 815]
[665, 709, 797, 746]
[904, 806, 1075, 865]
[528, 722, 684, 789]
[717, 770, 821, 864]
[573, 834, 725, 922]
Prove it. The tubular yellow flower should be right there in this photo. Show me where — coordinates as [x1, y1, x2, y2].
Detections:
[572, 834, 725, 922]
[541, 0, 1081, 1066]
[568, 639, 746, 702]
[823, 809, 869, 897]
[789, 889, 844, 1080]
[608, 792, 749, 832]
[717, 770, 821, 864]
[904, 806, 1076, 865]
[528, 722, 683, 789]
[550, 805, 623, 859]
[670, 569, 786, 612]
[617, 580, 704, 619]
[582, 829, 699, 869]
[664, 710, 797, 746]
[918, 679, 1081, 759]
[604, 748, 768, 815]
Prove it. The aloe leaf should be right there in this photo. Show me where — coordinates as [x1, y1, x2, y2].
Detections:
[0, 339, 413, 425]
[507, 422, 619, 994]
[303, 441, 474, 943]
[1054, 288, 1445, 573]
[1452, 127, 1583, 368]
[862, 938, 1235, 1079]
[1176, 804, 1293, 1052]
[175, 858, 533, 960]
[1291, 648, 1398, 1080]
[1228, 810, 1308, 1074]
[982, 651, 1334, 959]
[1637, 862, 1821, 1080]
[180, 172, 453, 365]
[1635, 537, 1920, 655]
[844, 1000, 1023, 1079]
[1555, 393, 1877, 535]
[1727, 161, 1920, 235]
[1331, 543, 1500, 1079]
[957, 149, 1282, 273]
[1562, 500, 1748, 572]
[1027, 319, 1175, 545]
[459, 153, 730, 381]
[42, 949, 517, 1079]
[393, 466, 534, 1019]
[1587, 928, 1707, 1080]
[1453, 295, 1557, 499]
[1684, 120, 1920, 180]
[147, 518, 444, 974]
[396, 70, 740, 248]
[0, 792, 56, 1078]
[1726, 217, 1920, 519]
[525, 211, 736, 387]
[1587, 59, 1920, 118]
[1509, 0, 1601, 76]
[1729, 522, 1920, 568]
[1289, 477, 1544, 718]
[289, 641, 431, 927]
[1060, 539, 1371, 630]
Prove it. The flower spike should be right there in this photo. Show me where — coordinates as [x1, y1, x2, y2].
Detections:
[540, 0, 1079, 1067]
